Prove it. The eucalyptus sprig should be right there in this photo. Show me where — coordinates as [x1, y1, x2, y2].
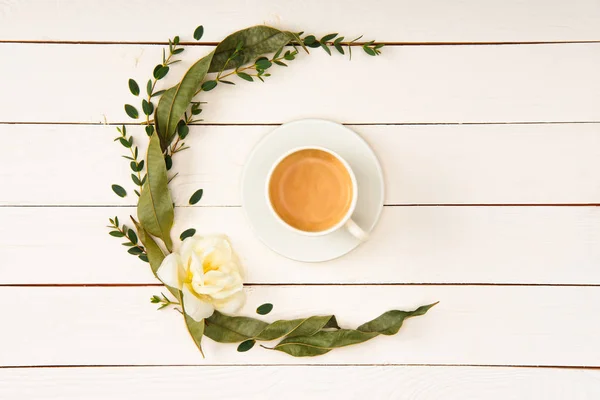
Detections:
[113, 125, 146, 196]
[107, 216, 147, 262]
[150, 292, 180, 310]
[299, 32, 384, 59]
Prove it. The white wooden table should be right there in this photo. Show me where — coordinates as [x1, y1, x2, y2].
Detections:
[1, 0, 600, 398]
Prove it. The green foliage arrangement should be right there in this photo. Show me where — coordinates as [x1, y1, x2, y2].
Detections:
[107, 25, 435, 358]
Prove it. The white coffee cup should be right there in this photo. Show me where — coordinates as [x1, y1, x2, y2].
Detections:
[265, 146, 368, 240]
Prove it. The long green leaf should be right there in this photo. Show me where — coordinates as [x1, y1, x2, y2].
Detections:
[136, 133, 174, 251]
[183, 306, 206, 358]
[208, 26, 295, 73]
[130, 218, 164, 274]
[154, 26, 297, 150]
[204, 311, 339, 343]
[154, 54, 214, 150]
[273, 302, 438, 357]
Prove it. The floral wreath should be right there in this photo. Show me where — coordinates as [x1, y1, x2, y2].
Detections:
[107, 25, 436, 357]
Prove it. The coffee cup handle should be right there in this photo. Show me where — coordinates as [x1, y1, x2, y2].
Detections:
[345, 219, 369, 241]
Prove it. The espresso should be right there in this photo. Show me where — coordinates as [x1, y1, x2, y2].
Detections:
[269, 149, 353, 232]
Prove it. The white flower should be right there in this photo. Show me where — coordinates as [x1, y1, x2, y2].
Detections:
[157, 234, 245, 321]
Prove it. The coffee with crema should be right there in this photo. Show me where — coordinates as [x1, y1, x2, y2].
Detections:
[269, 149, 353, 232]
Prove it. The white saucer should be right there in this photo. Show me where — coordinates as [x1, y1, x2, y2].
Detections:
[241, 119, 385, 262]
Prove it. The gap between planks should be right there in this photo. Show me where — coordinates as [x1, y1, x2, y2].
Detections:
[3, 283, 600, 287]
[1, 40, 599, 46]
[1, 121, 600, 126]
[2, 363, 600, 370]
[1, 204, 599, 208]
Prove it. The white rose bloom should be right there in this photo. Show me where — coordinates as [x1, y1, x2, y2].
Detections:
[157, 234, 245, 321]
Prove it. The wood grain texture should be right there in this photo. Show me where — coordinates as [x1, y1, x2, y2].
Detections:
[2, 285, 600, 366]
[1, 0, 599, 43]
[1, 206, 598, 285]
[2, 366, 600, 400]
[2, 123, 600, 206]
[1, 43, 599, 124]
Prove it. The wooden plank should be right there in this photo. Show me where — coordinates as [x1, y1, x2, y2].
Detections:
[2, 285, 600, 366]
[1, 206, 598, 285]
[1, 44, 598, 124]
[1, 0, 599, 43]
[1, 366, 600, 399]
[2, 123, 600, 206]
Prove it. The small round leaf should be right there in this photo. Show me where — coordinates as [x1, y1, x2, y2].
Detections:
[180, 228, 196, 241]
[193, 25, 204, 40]
[189, 189, 204, 205]
[201, 80, 217, 91]
[237, 339, 256, 352]
[237, 72, 253, 82]
[154, 66, 169, 80]
[128, 79, 140, 96]
[128, 247, 143, 255]
[178, 122, 189, 139]
[164, 154, 173, 170]
[109, 231, 125, 237]
[145, 125, 155, 136]
[111, 184, 127, 198]
[256, 303, 273, 315]
[124, 104, 139, 119]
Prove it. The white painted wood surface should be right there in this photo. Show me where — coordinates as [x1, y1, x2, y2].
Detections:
[2, 206, 599, 284]
[1, 0, 600, 398]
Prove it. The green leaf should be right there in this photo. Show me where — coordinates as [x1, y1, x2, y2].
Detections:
[189, 189, 203, 205]
[237, 339, 256, 352]
[237, 72, 253, 82]
[139, 254, 149, 262]
[128, 79, 140, 96]
[127, 247, 143, 255]
[109, 231, 125, 237]
[255, 58, 272, 70]
[177, 122, 189, 139]
[127, 229, 138, 244]
[146, 79, 153, 96]
[164, 154, 172, 170]
[274, 60, 287, 67]
[204, 311, 338, 343]
[204, 311, 268, 343]
[142, 99, 154, 115]
[119, 137, 132, 148]
[173, 48, 184, 55]
[220, 80, 235, 85]
[180, 228, 196, 241]
[193, 25, 204, 40]
[131, 173, 142, 186]
[111, 184, 127, 198]
[201, 80, 217, 91]
[131, 217, 167, 280]
[145, 125, 155, 136]
[183, 312, 205, 357]
[320, 33, 338, 42]
[124, 104, 139, 119]
[273, 303, 438, 357]
[334, 37, 345, 55]
[173, 36, 180, 45]
[320, 42, 332, 56]
[154, 66, 169, 80]
[256, 303, 273, 315]
[208, 26, 296, 73]
[136, 133, 174, 251]
[363, 46, 377, 56]
[151, 90, 166, 98]
[303, 35, 316, 45]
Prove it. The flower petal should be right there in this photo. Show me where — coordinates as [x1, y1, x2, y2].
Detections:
[213, 290, 246, 314]
[182, 285, 214, 321]
[156, 253, 184, 289]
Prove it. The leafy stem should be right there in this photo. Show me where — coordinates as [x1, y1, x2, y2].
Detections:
[114, 125, 145, 196]
[151, 292, 181, 310]
[107, 216, 147, 261]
